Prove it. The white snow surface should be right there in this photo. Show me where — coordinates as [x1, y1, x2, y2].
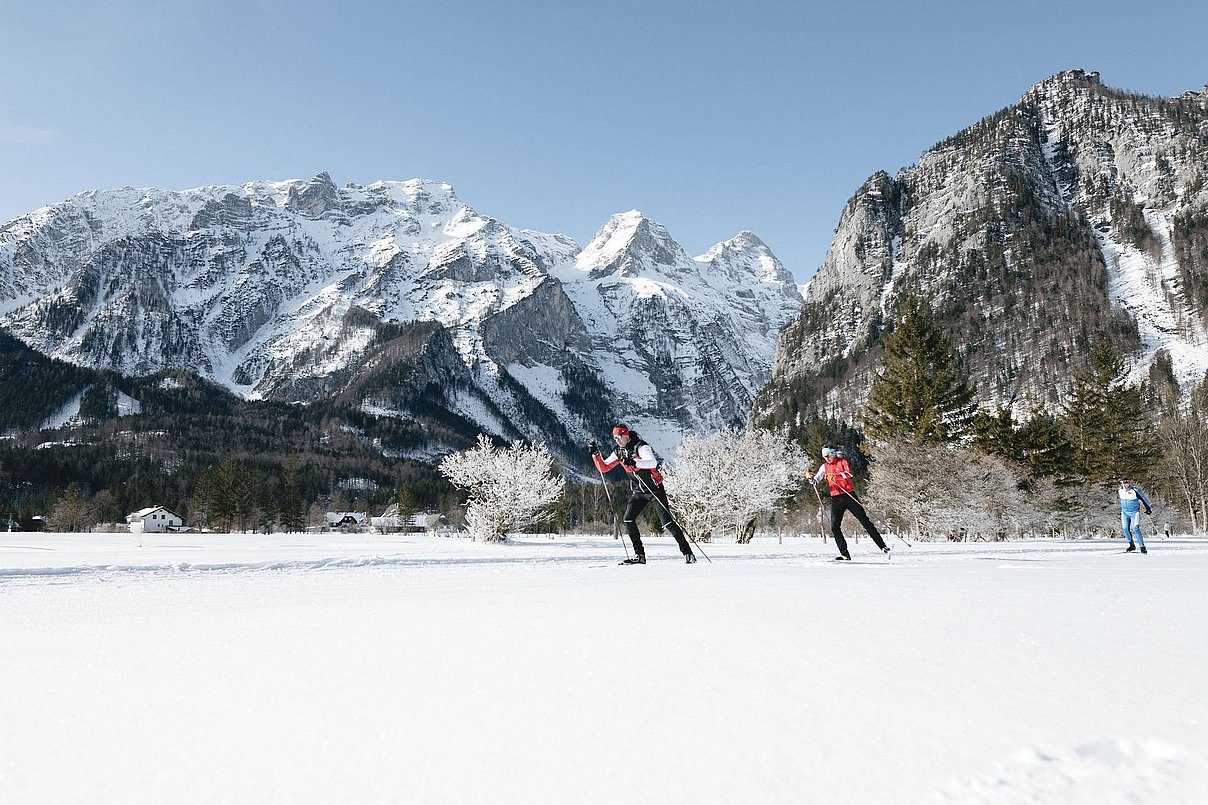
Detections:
[2, 532, 1206, 803]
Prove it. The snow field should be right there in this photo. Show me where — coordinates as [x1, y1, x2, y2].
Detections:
[1, 533, 1206, 803]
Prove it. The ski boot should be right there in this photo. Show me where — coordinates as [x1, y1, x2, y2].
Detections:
[620, 555, 646, 565]
[835, 554, 851, 561]
[684, 552, 697, 564]
[1125, 543, 1137, 552]
[1140, 546, 1148, 554]
[881, 546, 892, 556]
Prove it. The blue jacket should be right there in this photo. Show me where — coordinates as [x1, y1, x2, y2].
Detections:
[1118, 485, 1151, 514]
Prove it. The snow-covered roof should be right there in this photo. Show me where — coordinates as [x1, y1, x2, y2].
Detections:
[126, 506, 182, 521]
[325, 511, 368, 525]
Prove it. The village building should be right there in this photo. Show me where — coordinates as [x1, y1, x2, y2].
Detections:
[126, 506, 185, 534]
[322, 511, 369, 533]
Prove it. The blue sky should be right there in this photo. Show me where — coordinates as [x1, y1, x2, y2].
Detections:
[1, 0, 1205, 281]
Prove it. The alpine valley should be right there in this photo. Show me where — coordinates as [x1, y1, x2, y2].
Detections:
[0, 174, 802, 468]
[756, 70, 1208, 430]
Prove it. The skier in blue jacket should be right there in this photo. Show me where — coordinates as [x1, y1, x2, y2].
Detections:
[1118, 477, 1153, 554]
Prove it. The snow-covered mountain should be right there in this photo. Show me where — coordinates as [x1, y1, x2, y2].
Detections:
[755, 70, 1208, 427]
[0, 174, 801, 457]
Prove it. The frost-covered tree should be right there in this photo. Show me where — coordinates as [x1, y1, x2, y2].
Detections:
[439, 434, 565, 542]
[866, 439, 1045, 539]
[663, 427, 808, 543]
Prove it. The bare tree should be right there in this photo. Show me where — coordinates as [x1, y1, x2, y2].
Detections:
[1154, 393, 1208, 532]
[49, 483, 94, 533]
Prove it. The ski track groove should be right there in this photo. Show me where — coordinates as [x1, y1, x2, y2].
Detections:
[2, 539, 1200, 585]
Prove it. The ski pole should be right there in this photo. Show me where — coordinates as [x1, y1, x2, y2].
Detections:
[631, 470, 712, 563]
[840, 488, 911, 547]
[810, 479, 827, 542]
[592, 448, 629, 560]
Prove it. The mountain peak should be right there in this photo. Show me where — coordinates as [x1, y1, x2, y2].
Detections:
[1022, 69, 1107, 105]
[286, 172, 343, 218]
[575, 211, 693, 279]
[699, 231, 797, 289]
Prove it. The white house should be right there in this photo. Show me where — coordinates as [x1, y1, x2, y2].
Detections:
[323, 511, 369, 533]
[126, 506, 185, 534]
[371, 505, 456, 534]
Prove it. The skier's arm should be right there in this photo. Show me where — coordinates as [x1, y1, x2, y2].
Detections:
[633, 444, 658, 470]
[1137, 488, 1153, 513]
[810, 464, 826, 484]
[593, 451, 621, 472]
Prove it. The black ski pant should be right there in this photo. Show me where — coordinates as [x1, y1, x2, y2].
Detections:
[623, 484, 692, 557]
[830, 492, 886, 556]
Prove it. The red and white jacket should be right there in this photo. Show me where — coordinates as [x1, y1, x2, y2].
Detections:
[813, 457, 855, 495]
[594, 440, 666, 485]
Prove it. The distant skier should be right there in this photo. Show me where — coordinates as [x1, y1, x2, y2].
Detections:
[1118, 477, 1153, 554]
[810, 446, 890, 561]
[590, 424, 696, 565]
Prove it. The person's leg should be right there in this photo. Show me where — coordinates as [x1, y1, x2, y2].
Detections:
[623, 494, 650, 556]
[829, 496, 851, 558]
[1121, 511, 1135, 546]
[651, 486, 692, 555]
[845, 494, 886, 550]
[1128, 511, 1146, 548]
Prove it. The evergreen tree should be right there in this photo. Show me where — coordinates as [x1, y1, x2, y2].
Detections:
[971, 407, 1075, 481]
[1016, 411, 1076, 479]
[232, 466, 260, 532]
[971, 407, 1025, 464]
[190, 469, 215, 531]
[862, 295, 976, 445]
[210, 458, 240, 532]
[1063, 344, 1155, 482]
[279, 456, 306, 533]
[395, 482, 419, 526]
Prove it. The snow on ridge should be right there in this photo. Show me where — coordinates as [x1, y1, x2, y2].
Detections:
[573, 210, 647, 273]
[2, 177, 803, 449]
[1100, 213, 1208, 389]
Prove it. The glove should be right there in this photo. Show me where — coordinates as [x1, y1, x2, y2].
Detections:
[588, 439, 600, 456]
[1144, 505, 1152, 515]
[620, 452, 637, 468]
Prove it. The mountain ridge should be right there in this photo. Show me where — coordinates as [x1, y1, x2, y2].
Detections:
[754, 69, 1208, 430]
[0, 175, 802, 460]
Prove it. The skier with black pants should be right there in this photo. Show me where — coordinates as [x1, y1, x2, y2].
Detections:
[811, 446, 889, 561]
[591, 424, 696, 564]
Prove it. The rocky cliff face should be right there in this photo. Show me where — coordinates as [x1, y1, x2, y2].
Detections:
[755, 70, 1208, 428]
[0, 176, 801, 458]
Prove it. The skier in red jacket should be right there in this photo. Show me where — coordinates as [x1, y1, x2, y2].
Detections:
[810, 446, 889, 561]
[591, 424, 696, 565]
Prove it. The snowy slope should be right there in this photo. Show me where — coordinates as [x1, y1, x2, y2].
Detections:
[2, 531, 1206, 803]
[554, 212, 801, 444]
[0, 177, 801, 455]
[760, 71, 1208, 424]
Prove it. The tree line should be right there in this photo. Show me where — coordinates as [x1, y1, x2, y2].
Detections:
[762, 294, 1208, 538]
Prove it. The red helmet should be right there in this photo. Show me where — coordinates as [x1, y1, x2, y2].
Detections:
[611, 424, 630, 438]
